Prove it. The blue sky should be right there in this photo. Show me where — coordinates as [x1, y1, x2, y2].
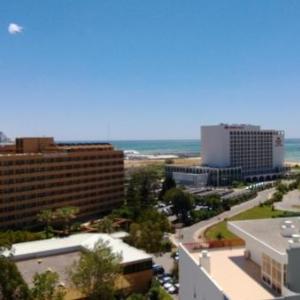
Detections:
[1, 1, 300, 140]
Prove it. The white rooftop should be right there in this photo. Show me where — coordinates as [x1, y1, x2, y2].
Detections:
[191, 247, 277, 300]
[5, 233, 152, 265]
[229, 217, 300, 254]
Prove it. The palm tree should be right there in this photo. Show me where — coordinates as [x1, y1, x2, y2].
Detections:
[37, 209, 55, 238]
[55, 206, 79, 236]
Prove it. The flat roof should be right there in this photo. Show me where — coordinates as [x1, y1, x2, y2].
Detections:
[16, 251, 80, 286]
[229, 217, 300, 253]
[192, 247, 277, 300]
[5, 233, 152, 265]
[57, 142, 111, 146]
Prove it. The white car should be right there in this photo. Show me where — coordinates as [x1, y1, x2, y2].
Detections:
[168, 285, 177, 294]
[163, 282, 173, 290]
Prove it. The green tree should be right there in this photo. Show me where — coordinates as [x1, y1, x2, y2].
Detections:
[272, 191, 284, 203]
[164, 188, 193, 224]
[37, 209, 55, 238]
[0, 256, 31, 300]
[126, 294, 145, 300]
[0, 235, 12, 254]
[204, 195, 222, 211]
[159, 176, 176, 200]
[148, 281, 172, 300]
[126, 209, 171, 253]
[97, 217, 115, 234]
[276, 182, 289, 194]
[126, 167, 161, 213]
[55, 206, 79, 235]
[30, 270, 66, 300]
[69, 240, 122, 300]
[126, 179, 141, 218]
[216, 232, 224, 240]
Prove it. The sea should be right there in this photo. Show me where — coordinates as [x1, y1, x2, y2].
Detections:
[107, 139, 300, 162]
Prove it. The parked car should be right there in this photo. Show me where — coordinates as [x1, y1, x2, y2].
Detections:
[156, 273, 164, 280]
[158, 273, 171, 284]
[168, 285, 177, 294]
[152, 264, 164, 275]
[163, 282, 173, 290]
[161, 276, 173, 284]
[171, 250, 179, 261]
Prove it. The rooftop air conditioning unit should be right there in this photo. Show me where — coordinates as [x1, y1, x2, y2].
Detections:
[281, 220, 296, 237]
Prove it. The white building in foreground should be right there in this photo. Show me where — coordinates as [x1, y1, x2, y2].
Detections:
[179, 217, 300, 300]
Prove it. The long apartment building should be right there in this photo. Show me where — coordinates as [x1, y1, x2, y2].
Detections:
[179, 217, 300, 300]
[0, 137, 124, 229]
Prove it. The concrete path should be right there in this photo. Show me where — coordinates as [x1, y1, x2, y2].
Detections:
[274, 190, 300, 212]
[170, 187, 275, 245]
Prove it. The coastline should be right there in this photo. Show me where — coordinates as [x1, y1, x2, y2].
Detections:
[125, 156, 300, 169]
[124, 156, 201, 169]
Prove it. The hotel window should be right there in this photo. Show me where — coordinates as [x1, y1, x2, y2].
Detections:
[262, 253, 282, 294]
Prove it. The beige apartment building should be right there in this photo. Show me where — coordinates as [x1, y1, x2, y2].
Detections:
[0, 137, 124, 229]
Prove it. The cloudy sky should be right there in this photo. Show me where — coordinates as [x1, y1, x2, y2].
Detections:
[1, 1, 300, 140]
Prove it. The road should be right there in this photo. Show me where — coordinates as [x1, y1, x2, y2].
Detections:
[171, 187, 275, 245]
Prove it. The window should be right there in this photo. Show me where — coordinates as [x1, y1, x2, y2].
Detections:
[261, 253, 282, 295]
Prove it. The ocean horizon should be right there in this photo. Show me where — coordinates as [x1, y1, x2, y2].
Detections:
[60, 139, 300, 163]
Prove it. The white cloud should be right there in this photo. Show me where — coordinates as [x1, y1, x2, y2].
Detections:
[8, 23, 23, 34]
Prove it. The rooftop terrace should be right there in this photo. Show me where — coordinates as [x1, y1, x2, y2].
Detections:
[191, 247, 277, 300]
[229, 217, 300, 254]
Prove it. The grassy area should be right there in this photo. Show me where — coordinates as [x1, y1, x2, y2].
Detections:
[205, 205, 300, 241]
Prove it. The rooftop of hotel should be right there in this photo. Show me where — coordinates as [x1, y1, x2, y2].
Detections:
[229, 217, 300, 254]
[190, 247, 278, 300]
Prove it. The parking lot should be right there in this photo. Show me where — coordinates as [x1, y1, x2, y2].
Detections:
[153, 251, 179, 299]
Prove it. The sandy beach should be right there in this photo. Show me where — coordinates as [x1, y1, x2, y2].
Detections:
[125, 157, 300, 170]
[124, 156, 201, 169]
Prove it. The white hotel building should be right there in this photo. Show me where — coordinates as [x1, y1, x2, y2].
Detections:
[167, 124, 286, 186]
[179, 217, 300, 300]
[202, 124, 284, 179]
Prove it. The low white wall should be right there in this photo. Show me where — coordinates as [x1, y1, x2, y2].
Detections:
[179, 245, 226, 300]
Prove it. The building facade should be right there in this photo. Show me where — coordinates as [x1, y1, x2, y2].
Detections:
[202, 124, 285, 180]
[0, 137, 124, 229]
[5, 233, 153, 299]
[167, 124, 286, 187]
[179, 217, 300, 300]
[166, 165, 242, 186]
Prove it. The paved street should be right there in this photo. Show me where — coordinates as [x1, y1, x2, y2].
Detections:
[153, 252, 174, 273]
[171, 187, 275, 245]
